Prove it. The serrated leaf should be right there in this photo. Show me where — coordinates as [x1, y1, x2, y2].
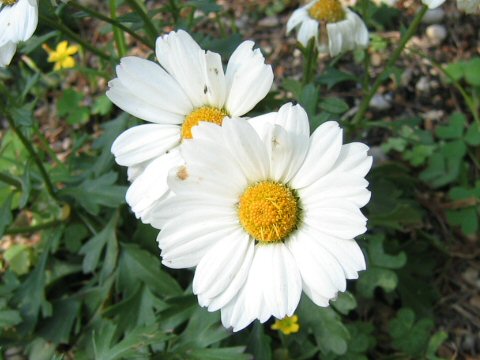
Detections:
[368, 236, 406, 269]
[464, 58, 480, 86]
[465, 122, 480, 146]
[357, 268, 398, 298]
[38, 298, 81, 344]
[118, 243, 182, 298]
[331, 292, 357, 315]
[446, 207, 478, 235]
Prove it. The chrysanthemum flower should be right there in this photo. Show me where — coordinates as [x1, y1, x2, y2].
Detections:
[286, 0, 369, 57]
[155, 103, 371, 331]
[0, 0, 38, 67]
[107, 30, 273, 223]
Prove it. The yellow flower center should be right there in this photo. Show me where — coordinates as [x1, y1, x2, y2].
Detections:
[181, 106, 228, 140]
[308, 0, 346, 23]
[238, 181, 299, 243]
[1, 0, 18, 5]
[271, 315, 300, 335]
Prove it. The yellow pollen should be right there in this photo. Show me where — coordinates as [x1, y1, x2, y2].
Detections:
[1, 0, 18, 5]
[238, 181, 299, 243]
[308, 0, 346, 23]
[181, 106, 228, 140]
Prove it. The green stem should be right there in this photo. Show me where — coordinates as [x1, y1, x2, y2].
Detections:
[5, 219, 64, 235]
[68, 0, 154, 49]
[126, 0, 158, 42]
[40, 14, 114, 61]
[109, 0, 127, 57]
[302, 39, 318, 86]
[352, 5, 429, 127]
[0, 106, 57, 199]
[0, 172, 22, 189]
[407, 47, 479, 125]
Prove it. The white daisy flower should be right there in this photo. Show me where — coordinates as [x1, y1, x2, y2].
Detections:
[107, 30, 274, 223]
[286, 0, 369, 57]
[155, 103, 372, 331]
[457, 0, 480, 13]
[421, 0, 446, 8]
[0, 0, 38, 67]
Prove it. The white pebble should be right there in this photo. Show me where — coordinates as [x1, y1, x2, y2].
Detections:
[426, 25, 447, 44]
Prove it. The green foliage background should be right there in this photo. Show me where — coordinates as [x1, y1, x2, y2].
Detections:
[0, 0, 479, 359]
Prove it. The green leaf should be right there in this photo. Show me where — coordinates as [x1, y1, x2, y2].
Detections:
[444, 62, 464, 81]
[464, 57, 480, 86]
[38, 298, 81, 344]
[80, 214, 118, 274]
[247, 323, 272, 360]
[331, 292, 357, 315]
[319, 97, 349, 114]
[435, 112, 465, 139]
[367, 235, 406, 269]
[299, 83, 319, 120]
[118, 243, 183, 298]
[186, 347, 250, 360]
[93, 322, 172, 360]
[316, 67, 356, 89]
[357, 268, 398, 298]
[58, 89, 90, 125]
[298, 297, 350, 355]
[446, 207, 478, 235]
[388, 308, 434, 357]
[4, 244, 32, 275]
[465, 122, 480, 146]
[60, 172, 127, 215]
[0, 193, 13, 237]
[426, 331, 448, 360]
[92, 95, 113, 116]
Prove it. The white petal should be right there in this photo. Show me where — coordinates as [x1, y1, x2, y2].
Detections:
[290, 121, 343, 189]
[155, 30, 226, 108]
[125, 149, 183, 220]
[286, 7, 309, 34]
[422, 0, 446, 8]
[111, 124, 181, 167]
[330, 142, 373, 177]
[225, 41, 273, 116]
[327, 10, 368, 57]
[222, 119, 269, 182]
[297, 18, 318, 47]
[0, 41, 16, 67]
[107, 78, 185, 125]
[193, 229, 250, 300]
[0, 0, 38, 45]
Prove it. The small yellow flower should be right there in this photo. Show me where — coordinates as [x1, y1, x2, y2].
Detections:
[42, 41, 79, 70]
[271, 315, 300, 335]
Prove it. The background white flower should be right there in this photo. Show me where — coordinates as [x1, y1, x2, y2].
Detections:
[155, 103, 372, 331]
[107, 30, 274, 224]
[286, 0, 369, 56]
[457, 0, 480, 13]
[0, 0, 38, 67]
[421, 0, 446, 8]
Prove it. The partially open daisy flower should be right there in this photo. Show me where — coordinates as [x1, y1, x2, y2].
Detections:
[107, 30, 273, 223]
[155, 103, 372, 331]
[286, 0, 369, 57]
[0, 0, 38, 67]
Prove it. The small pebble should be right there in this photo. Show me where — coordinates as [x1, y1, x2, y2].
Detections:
[369, 94, 391, 111]
[416, 76, 431, 93]
[426, 24, 447, 44]
[258, 16, 280, 28]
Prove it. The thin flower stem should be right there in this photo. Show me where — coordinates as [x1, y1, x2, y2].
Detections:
[126, 0, 158, 42]
[0, 172, 22, 189]
[352, 5, 429, 128]
[109, 0, 127, 57]
[302, 39, 318, 86]
[1, 106, 57, 200]
[67, 0, 154, 49]
[5, 218, 64, 235]
[39, 14, 115, 62]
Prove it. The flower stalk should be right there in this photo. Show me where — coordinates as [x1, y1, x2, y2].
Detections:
[352, 5, 429, 127]
[302, 38, 318, 85]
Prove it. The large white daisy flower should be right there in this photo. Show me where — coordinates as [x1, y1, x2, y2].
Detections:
[0, 0, 38, 67]
[286, 0, 369, 57]
[107, 30, 274, 223]
[457, 0, 480, 13]
[155, 103, 372, 331]
[421, 0, 446, 8]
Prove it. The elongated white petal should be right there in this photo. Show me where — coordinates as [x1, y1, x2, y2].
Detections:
[297, 18, 318, 47]
[0, 41, 16, 67]
[290, 121, 343, 189]
[111, 124, 181, 167]
[225, 41, 273, 116]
